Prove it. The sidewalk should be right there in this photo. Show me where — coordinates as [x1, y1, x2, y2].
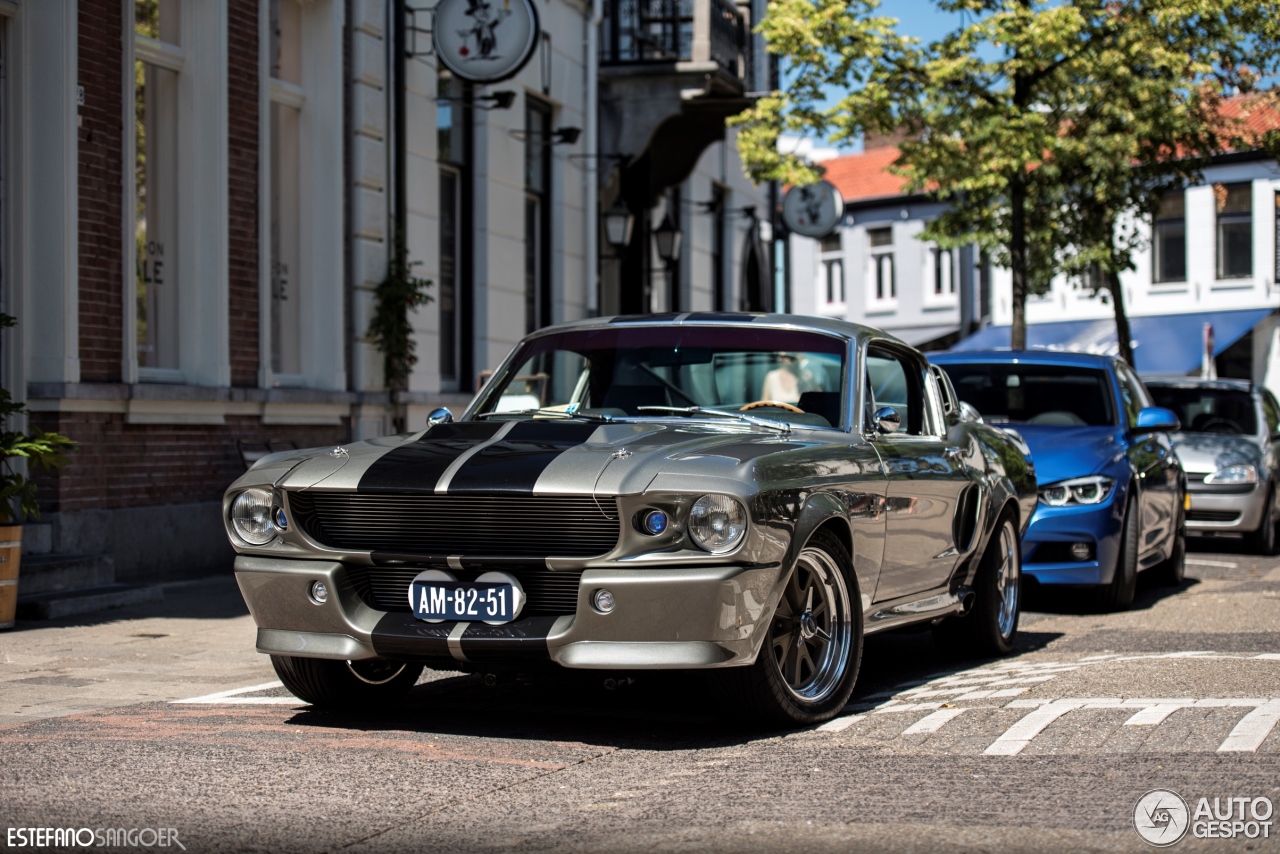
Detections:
[0, 575, 273, 725]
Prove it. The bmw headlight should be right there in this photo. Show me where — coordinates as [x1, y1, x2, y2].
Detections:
[1204, 464, 1258, 485]
[1038, 475, 1115, 507]
[689, 494, 747, 554]
[231, 487, 277, 545]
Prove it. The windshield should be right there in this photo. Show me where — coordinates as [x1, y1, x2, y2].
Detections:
[937, 363, 1116, 427]
[1147, 386, 1258, 435]
[473, 326, 848, 429]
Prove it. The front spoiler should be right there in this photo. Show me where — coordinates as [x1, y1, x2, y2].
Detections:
[235, 555, 783, 670]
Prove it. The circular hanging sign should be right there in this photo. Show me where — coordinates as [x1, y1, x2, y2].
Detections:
[781, 180, 845, 238]
[433, 0, 540, 84]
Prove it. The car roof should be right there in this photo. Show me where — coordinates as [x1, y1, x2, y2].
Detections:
[1144, 377, 1255, 393]
[929, 349, 1116, 369]
[532, 312, 907, 347]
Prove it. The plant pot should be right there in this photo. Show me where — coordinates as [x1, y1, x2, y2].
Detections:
[0, 525, 20, 630]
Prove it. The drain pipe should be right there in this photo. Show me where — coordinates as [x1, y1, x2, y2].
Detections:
[584, 0, 603, 316]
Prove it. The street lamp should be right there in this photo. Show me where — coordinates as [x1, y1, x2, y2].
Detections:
[603, 200, 635, 249]
[653, 212, 682, 263]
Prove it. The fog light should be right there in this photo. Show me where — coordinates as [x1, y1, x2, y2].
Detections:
[639, 509, 668, 535]
[592, 589, 615, 614]
[309, 580, 329, 605]
[274, 507, 288, 530]
[1070, 542, 1092, 561]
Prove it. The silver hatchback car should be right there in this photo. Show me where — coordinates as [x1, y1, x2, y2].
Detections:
[1144, 379, 1280, 554]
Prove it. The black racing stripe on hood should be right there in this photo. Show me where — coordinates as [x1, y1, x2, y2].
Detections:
[447, 420, 599, 494]
[357, 421, 502, 493]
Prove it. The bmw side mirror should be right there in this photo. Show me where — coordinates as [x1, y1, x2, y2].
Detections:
[873, 406, 901, 435]
[1133, 406, 1179, 434]
[427, 407, 454, 427]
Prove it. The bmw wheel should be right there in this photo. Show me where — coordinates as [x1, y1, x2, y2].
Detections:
[933, 510, 1021, 657]
[270, 655, 423, 709]
[720, 528, 862, 727]
[1152, 501, 1186, 586]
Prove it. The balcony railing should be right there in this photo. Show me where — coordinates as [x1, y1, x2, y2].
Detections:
[602, 0, 752, 82]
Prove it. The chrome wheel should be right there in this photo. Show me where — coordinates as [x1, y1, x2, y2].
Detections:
[994, 521, 1020, 639]
[769, 545, 853, 703]
[347, 659, 409, 685]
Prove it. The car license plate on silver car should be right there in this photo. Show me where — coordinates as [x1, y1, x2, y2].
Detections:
[411, 580, 515, 623]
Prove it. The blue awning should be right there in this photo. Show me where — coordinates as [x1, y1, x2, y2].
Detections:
[951, 309, 1274, 375]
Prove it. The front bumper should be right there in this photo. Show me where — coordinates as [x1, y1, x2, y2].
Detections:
[1021, 493, 1124, 587]
[1186, 482, 1266, 533]
[234, 555, 784, 669]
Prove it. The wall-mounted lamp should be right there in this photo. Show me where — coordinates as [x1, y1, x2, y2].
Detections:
[603, 200, 635, 248]
[509, 126, 583, 145]
[435, 90, 517, 110]
[653, 213, 682, 264]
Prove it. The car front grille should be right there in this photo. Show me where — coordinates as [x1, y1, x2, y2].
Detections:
[347, 564, 583, 615]
[286, 492, 620, 558]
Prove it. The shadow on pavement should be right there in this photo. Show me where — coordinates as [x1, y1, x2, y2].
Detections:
[6, 574, 249, 633]
[1020, 570, 1198, 616]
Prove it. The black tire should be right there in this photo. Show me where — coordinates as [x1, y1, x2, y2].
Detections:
[1245, 486, 1278, 556]
[270, 655, 423, 709]
[1152, 504, 1186, 587]
[719, 528, 862, 727]
[932, 509, 1021, 657]
[1095, 495, 1138, 612]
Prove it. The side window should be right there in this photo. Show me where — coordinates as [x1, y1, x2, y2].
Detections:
[931, 365, 957, 417]
[866, 346, 925, 435]
[1263, 392, 1280, 437]
[1114, 366, 1143, 428]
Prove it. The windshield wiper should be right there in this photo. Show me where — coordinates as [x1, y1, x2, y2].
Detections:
[476, 408, 616, 422]
[637, 405, 792, 433]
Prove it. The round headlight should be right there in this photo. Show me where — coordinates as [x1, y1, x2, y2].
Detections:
[231, 487, 276, 545]
[689, 494, 747, 554]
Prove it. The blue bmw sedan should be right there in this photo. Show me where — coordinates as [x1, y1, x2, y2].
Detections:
[931, 351, 1187, 610]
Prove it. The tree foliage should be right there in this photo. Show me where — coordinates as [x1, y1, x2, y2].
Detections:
[736, 0, 1280, 354]
[367, 232, 432, 431]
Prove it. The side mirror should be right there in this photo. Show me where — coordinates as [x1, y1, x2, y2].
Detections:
[873, 406, 901, 435]
[1134, 406, 1179, 434]
[427, 407, 454, 427]
[957, 401, 983, 424]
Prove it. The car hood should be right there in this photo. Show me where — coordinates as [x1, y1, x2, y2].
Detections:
[1169, 432, 1261, 475]
[275, 419, 828, 496]
[1001, 424, 1123, 486]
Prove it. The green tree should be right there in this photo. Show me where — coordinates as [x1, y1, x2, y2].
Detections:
[367, 232, 432, 433]
[736, 0, 1280, 353]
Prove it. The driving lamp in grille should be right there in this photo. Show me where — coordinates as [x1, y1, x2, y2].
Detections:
[231, 487, 277, 545]
[689, 494, 747, 553]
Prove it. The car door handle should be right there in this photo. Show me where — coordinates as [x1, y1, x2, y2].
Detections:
[944, 447, 965, 462]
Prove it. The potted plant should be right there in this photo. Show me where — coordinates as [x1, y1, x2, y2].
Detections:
[0, 312, 75, 629]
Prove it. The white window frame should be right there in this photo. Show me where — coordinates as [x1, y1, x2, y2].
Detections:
[816, 234, 844, 314]
[922, 244, 956, 308]
[123, 0, 230, 387]
[259, 0, 346, 391]
[865, 226, 897, 313]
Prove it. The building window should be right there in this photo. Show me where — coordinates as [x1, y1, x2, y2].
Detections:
[818, 233, 844, 308]
[1152, 190, 1186, 284]
[268, 0, 303, 379]
[868, 226, 895, 305]
[438, 72, 468, 387]
[524, 97, 552, 333]
[1216, 182, 1252, 280]
[711, 184, 726, 311]
[134, 0, 182, 374]
[924, 245, 955, 307]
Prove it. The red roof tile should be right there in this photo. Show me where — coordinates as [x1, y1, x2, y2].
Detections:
[820, 146, 909, 204]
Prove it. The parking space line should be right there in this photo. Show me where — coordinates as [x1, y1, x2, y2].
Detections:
[172, 681, 293, 705]
[983, 700, 1099, 755]
[1217, 700, 1280, 752]
[1186, 558, 1238, 568]
[902, 708, 966, 734]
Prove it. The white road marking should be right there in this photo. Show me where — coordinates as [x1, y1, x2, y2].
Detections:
[984, 699, 1099, 755]
[902, 708, 966, 734]
[1218, 700, 1280, 752]
[1255, 653, 1280, 661]
[1186, 558, 1238, 568]
[171, 686, 295, 706]
[817, 713, 863, 733]
[1124, 702, 1195, 726]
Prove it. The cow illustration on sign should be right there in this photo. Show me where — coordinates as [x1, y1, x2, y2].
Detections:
[798, 186, 824, 227]
[457, 0, 511, 59]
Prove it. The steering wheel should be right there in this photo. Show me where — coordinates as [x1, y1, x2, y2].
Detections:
[741, 400, 805, 414]
[1199, 417, 1243, 434]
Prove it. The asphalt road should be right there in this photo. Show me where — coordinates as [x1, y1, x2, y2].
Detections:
[2, 539, 1279, 853]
